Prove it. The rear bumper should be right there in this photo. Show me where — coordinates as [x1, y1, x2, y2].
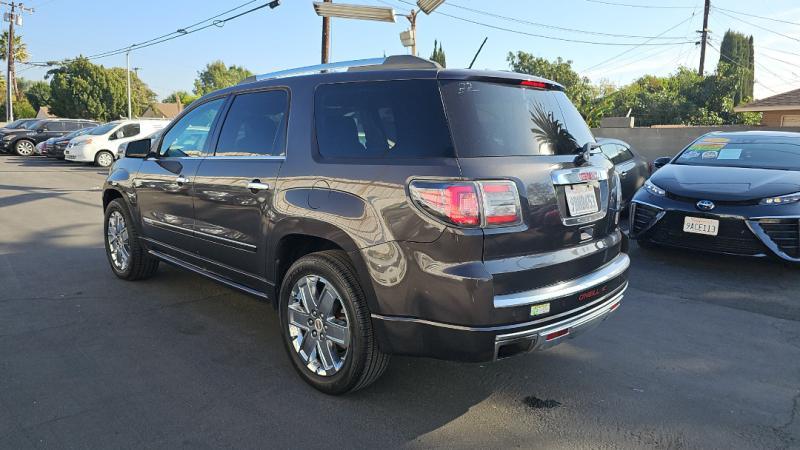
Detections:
[372, 282, 626, 362]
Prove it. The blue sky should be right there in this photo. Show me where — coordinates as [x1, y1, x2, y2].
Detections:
[14, 0, 800, 101]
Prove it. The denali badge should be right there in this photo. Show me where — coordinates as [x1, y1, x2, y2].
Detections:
[696, 200, 715, 211]
[578, 285, 608, 302]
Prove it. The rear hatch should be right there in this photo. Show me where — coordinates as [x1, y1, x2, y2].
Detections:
[438, 75, 622, 294]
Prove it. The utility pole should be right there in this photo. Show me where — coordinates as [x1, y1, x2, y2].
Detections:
[2, 1, 33, 122]
[698, 0, 710, 76]
[321, 0, 331, 63]
[406, 9, 417, 56]
[126, 50, 132, 119]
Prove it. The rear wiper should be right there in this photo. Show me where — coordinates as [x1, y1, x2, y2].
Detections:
[574, 142, 600, 166]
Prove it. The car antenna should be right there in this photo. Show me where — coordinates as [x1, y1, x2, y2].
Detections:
[468, 37, 488, 69]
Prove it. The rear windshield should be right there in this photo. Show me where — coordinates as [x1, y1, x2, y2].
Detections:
[675, 136, 800, 170]
[439, 80, 594, 157]
[315, 79, 454, 159]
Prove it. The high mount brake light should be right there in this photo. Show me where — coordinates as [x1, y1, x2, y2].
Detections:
[409, 180, 522, 228]
[520, 80, 548, 89]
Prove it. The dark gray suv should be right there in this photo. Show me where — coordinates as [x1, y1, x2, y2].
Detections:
[102, 56, 630, 394]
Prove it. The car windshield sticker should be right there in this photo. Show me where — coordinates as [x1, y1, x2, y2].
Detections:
[680, 150, 701, 159]
[702, 151, 719, 159]
[717, 148, 742, 159]
[688, 137, 729, 152]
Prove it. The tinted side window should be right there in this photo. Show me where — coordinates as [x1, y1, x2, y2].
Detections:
[62, 122, 78, 131]
[159, 98, 225, 158]
[45, 122, 65, 132]
[315, 80, 454, 159]
[215, 90, 288, 157]
[120, 123, 141, 138]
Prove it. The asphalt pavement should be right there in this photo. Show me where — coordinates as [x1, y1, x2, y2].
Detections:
[1, 155, 798, 449]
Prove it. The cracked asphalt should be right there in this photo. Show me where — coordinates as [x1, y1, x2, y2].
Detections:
[1, 155, 799, 449]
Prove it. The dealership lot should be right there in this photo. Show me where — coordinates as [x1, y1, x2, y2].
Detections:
[0, 156, 798, 448]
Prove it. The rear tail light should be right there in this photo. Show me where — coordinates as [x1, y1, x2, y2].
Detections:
[409, 180, 522, 228]
[520, 80, 548, 89]
[478, 181, 522, 226]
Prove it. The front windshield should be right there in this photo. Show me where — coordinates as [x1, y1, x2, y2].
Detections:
[63, 127, 95, 139]
[439, 80, 594, 157]
[675, 136, 800, 170]
[23, 120, 42, 130]
[90, 122, 119, 136]
[5, 119, 27, 128]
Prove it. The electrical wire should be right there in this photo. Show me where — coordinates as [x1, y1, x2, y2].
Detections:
[395, 0, 695, 46]
[26, 0, 270, 66]
[707, 42, 777, 94]
[714, 8, 800, 44]
[712, 5, 800, 27]
[585, 0, 696, 9]
[441, 1, 689, 40]
[581, 14, 697, 72]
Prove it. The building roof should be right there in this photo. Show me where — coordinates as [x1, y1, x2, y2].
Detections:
[734, 87, 800, 112]
[142, 102, 182, 119]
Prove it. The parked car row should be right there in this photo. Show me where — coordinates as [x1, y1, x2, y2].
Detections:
[1, 118, 169, 167]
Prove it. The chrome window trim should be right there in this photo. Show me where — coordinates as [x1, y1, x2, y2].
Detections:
[493, 252, 630, 308]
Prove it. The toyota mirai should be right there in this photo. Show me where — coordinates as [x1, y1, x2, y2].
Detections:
[630, 131, 800, 262]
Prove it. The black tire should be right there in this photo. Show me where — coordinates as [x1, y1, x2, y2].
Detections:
[14, 139, 35, 156]
[278, 250, 389, 395]
[95, 150, 115, 168]
[103, 198, 159, 280]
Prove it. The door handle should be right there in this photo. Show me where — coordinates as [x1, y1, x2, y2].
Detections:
[247, 180, 270, 191]
[175, 176, 189, 184]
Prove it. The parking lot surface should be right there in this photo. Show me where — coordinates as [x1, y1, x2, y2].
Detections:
[1, 155, 799, 448]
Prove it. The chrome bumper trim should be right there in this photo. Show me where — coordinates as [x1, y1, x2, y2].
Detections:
[493, 253, 630, 308]
[494, 288, 624, 359]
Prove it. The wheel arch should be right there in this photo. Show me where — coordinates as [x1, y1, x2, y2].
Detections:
[268, 218, 379, 314]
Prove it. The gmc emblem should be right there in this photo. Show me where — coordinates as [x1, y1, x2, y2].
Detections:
[578, 285, 608, 302]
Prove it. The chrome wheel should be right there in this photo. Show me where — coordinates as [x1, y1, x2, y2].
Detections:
[287, 275, 351, 376]
[96, 151, 114, 167]
[107, 211, 130, 271]
[15, 140, 34, 156]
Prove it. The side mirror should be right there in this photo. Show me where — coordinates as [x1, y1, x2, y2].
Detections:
[653, 157, 671, 170]
[125, 138, 152, 159]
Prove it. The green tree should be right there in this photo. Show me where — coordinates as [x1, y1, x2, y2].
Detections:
[47, 57, 156, 121]
[24, 80, 51, 111]
[163, 90, 199, 106]
[717, 30, 754, 105]
[0, 31, 28, 99]
[193, 61, 253, 96]
[508, 51, 600, 125]
[0, 97, 36, 119]
[430, 40, 446, 68]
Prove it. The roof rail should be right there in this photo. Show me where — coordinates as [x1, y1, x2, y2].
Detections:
[241, 55, 441, 83]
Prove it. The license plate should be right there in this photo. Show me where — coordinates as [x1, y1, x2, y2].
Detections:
[565, 184, 599, 217]
[683, 216, 719, 236]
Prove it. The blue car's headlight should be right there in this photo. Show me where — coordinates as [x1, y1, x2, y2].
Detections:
[644, 179, 666, 197]
[760, 192, 800, 205]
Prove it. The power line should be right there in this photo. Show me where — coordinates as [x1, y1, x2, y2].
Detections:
[581, 14, 697, 72]
[714, 8, 800, 43]
[441, 1, 688, 40]
[707, 42, 777, 93]
[585, 0, 696, 9]
[712, 5, 800, 27]
[27, 0, 274, 66]
[395, 0, 695, 46]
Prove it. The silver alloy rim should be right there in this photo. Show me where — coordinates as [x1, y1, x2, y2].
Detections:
[17, 141, 33, 156]
[287, 275, 351, 376]
[97, 152, 114, 167]
[107, 211, 130, 271]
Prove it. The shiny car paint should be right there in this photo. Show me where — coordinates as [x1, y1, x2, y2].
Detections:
[630, 131, 800, 263]
[103, 66, 629, 362]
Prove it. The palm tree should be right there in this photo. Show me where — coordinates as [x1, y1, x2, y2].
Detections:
[0, 31, 28, 99]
